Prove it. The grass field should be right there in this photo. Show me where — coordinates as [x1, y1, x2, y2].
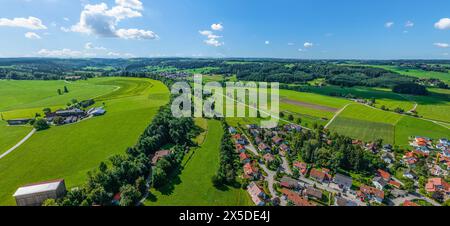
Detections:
[328, 116, 395, 144]
[395, 117, 450, 149]
[0, 77, 170, 205]
[328, 104, 449, 148]
[0, 79, 117, 114]
[145, 120, 252, 206]
[371, 65, 450, 84]
[0, 121, 32, 155]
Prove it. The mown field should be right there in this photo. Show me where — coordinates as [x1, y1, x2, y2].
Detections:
[0, 77, 170, 205]
[328, 104, 449, 148]
[0, 121, 32, 155]
[0, 79, 117, 115]
[145, 119, 252, 206]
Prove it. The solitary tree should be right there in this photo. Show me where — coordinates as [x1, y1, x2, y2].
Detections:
[57, 89, 62, 95]
[64, 86, 69, 93]
[34, 118, 50, 131]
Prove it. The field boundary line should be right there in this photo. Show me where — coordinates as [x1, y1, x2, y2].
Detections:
[324, 103, 351, 128]
[0, 128, 36, 160]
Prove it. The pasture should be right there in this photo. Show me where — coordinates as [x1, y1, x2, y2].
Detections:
[0, 77, 170, 205]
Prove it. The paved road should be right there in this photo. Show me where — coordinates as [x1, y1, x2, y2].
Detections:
[280, 156, 292, 175]
[243, 135, 286, 205]
[0, 128, 36, 160]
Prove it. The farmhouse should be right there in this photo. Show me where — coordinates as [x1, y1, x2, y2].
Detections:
[309, 168, 331, 182]
[333, 173, 353, 190]
[425, 178, 450, 194]
[334, 196, 357, 206]
[55, 108, 85, 117]
[151, 150, 172, 165]
[279, 144, 290, 156]
[7, 118, 31, 126]
[247, 182, 265, 206]
[282, 189, 314, 206]
[358, 185, 384, 203]
[279, 176, 300, 189]
[304, 187, 323, 199]
[377, 169, 391, 181]
[293, 161, 308, 175]
[87, 107, 106, 116]
[243, 162, 259, 180]
[13, 179, 67, 206]
[239, 152, 250, 163]
[258, 143, 271, 152]
[263, 153, 275, 163]
[372, 177, 387, 190]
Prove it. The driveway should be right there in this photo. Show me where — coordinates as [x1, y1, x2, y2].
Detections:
[0, 128, 36, 160]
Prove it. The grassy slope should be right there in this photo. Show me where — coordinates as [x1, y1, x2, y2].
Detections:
[145, 120, 252, 206]
[0, 121, 32, 155]
[0, 80, 116, 114]
[0, 77, 169, 205]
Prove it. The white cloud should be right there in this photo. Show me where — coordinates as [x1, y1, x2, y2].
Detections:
[60, 26, 70, 32]
[25, 32, 41, 39]
[405, 20, 414, 28]
[435, 18, 450, 30]
[115, 0, 143, 10]
[85, 42, 106, 50]
[199, 29, 223, 47]
[37, 48, 84, 57]
[63, 17, 70, 22]
[298, 48, 304, 52]
[0, 16, 47, 30]
[107, 51, 135, 58]
[265, 40, 270, 45]
[304, 42, 313, 48]
[70, 2, 157, 40]
[443, 53, 449, 56]
[116, 28, 159, 40]
[385, 21, 394, 28]
[211, 23, 223, 31]
[433, 42, 449, 48]
[204, 38, 223, 47]
[287, 42, 295, 46]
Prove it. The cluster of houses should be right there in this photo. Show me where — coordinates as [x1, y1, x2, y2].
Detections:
[232, 121, 450, 206]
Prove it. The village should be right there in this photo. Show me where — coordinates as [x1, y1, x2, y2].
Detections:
[229, 124, 450, 206]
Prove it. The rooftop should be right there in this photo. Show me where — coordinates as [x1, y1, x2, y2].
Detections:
[13, 179, 64, 197]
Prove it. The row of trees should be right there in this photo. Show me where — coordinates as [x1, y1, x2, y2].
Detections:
[212, 121, 240, 187]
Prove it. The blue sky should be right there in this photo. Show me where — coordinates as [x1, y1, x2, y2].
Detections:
[0, 0, 449, 59]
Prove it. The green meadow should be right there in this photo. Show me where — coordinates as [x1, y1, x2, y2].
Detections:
[0, 121, 32, 155]
[0, 77, 170, 205]
[145, 119, 252, 206]
[328, 104, 449, 147]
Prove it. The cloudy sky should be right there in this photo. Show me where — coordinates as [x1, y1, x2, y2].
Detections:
[0, 0, 449, 59]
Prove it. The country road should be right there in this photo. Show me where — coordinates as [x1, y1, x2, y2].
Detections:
[0, 128, 36, 160]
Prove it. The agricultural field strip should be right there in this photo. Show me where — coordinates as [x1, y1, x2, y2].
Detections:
[324, 103, 352, 128]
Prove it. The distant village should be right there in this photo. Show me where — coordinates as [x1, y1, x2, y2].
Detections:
[230, 124, 450, 206]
